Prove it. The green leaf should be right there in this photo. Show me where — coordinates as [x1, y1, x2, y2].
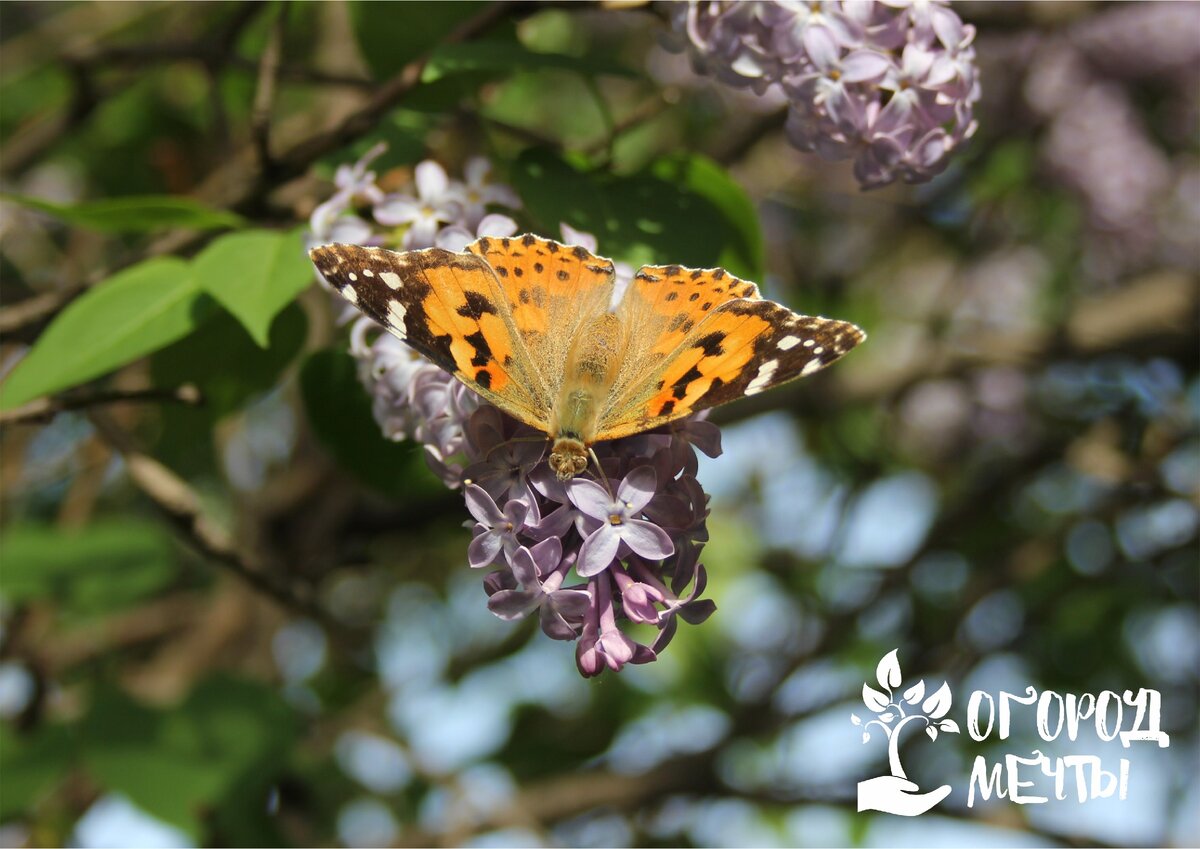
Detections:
[512, 148, 765, 280]
[422, 41, 637, 83]
[299, 349, 439, 499]
[150, 302, 308, 420]
[147, 303, 308, 478]
[0, 256, 210, 410]
[349, 0, 488, 80]
[650, 154, 765, 281]
[0, 192, 245, 232]
[192, 229, 314, 348]
[0, 724, 74, 821]
[82, 677, 298, 839]
[0, 519, 176, 615]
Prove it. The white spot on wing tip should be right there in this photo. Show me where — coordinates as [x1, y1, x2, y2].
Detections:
[380, 271, 403, 290]
[342, 286, 359, 306]
[348, 272, 357, 281]
[801, 358, 822, 376]
[362, 269, 374, 277]
[387, 298, 407, 334]
[777, 335, 801, 350]
[744, 359, 778, 395]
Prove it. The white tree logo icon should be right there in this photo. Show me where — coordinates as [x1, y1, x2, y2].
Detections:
[853, 649, 960, 816]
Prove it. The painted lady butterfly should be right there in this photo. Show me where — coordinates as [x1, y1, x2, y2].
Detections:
[310, 235, 865, 480]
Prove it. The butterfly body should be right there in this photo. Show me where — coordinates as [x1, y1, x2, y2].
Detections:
[310, 234, 865, 480]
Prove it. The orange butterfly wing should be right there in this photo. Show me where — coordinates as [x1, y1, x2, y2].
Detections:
[596, 265, 865, 440]
[309, 242, 550, 430]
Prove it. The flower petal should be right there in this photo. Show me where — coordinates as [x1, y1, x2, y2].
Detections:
[463, 156, 491, 187]
[507, 545, 541, 586]
[539, 604, 581, 640]
[414, 160, 449, 200]
[548, 588, 591, 622]
[372, 194, 420, 226]
[840, 50, 892, 84]
[464, 484, 505, 526]
[576, 526, 621, 577]
[487, 589, 541, 620]
[476, 213, 519, 239]
[802, 23, 839, 72]
[559, 223, 597, 253]
[528, 536, 563, 578]
[468, 529, 502, 569]
[567, 477, 616, 520]
[618, 465, 658, 513]
[619, 519, 675, 561]
[435, 225, 474, 252]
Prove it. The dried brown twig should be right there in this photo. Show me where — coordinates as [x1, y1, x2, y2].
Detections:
[0, 384, 202, 427]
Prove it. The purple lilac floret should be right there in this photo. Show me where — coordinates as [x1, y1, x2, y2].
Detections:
[666, 0, 980, 189]
[307, 147, 717, 676]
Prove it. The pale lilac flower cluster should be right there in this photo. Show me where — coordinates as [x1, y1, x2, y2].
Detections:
[667, 0, 980, 188]
[310, 147, 714, 676]
[1023, 3, 1199, 279]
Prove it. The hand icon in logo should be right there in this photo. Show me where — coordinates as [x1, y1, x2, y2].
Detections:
[856, 776, 952, 817]
[853, 649, 959, 817]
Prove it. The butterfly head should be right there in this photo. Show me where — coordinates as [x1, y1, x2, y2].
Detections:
[549, 436, 589, 481]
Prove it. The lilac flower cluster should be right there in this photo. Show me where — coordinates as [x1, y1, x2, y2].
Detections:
[308, 148, 716, 676]
[667, 0, 980, 189]
[1023, 2, 1199, 279]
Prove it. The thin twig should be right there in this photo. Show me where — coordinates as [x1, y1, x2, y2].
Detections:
[69, 43, 372, 88]
[0, 384, 203, 427]
[86, 409, 332, 626]
[252, 3, 288, 174]
[583, 92, 674, 158]
[0, 1, 515, 335]
[270, 1, 514, 186]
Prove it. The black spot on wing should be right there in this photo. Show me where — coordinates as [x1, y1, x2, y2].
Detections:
[465, 330, 491, 367]
[457, 290, 497, 320]
[695, 331, 726, 356]
[671, 364, 704, 400]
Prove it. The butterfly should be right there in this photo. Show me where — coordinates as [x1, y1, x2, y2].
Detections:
[310, 234, 865, 480]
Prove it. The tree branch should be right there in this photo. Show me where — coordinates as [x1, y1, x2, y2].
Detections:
[86, 410, 332, 626]
[252, 4, 288, 174]
[0, 384, 202, 427]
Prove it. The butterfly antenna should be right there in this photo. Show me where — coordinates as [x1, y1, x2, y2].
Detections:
[587, 446, 615, 500]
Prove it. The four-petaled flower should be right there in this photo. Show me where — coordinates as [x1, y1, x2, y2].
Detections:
[569, 467, 676, 577]
[445, 157, 523, 229]
[374, 160, 464, 249]
[486, 539, 592, 640]
[465, 485, 529, 569]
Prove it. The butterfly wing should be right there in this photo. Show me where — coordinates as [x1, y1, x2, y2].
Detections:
[595, 265, 865, 440]
[465, 234, 617, 411]
[310, 242, 551, 431]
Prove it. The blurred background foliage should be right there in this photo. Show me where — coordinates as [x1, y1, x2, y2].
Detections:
[0, 2, 1197, 847]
